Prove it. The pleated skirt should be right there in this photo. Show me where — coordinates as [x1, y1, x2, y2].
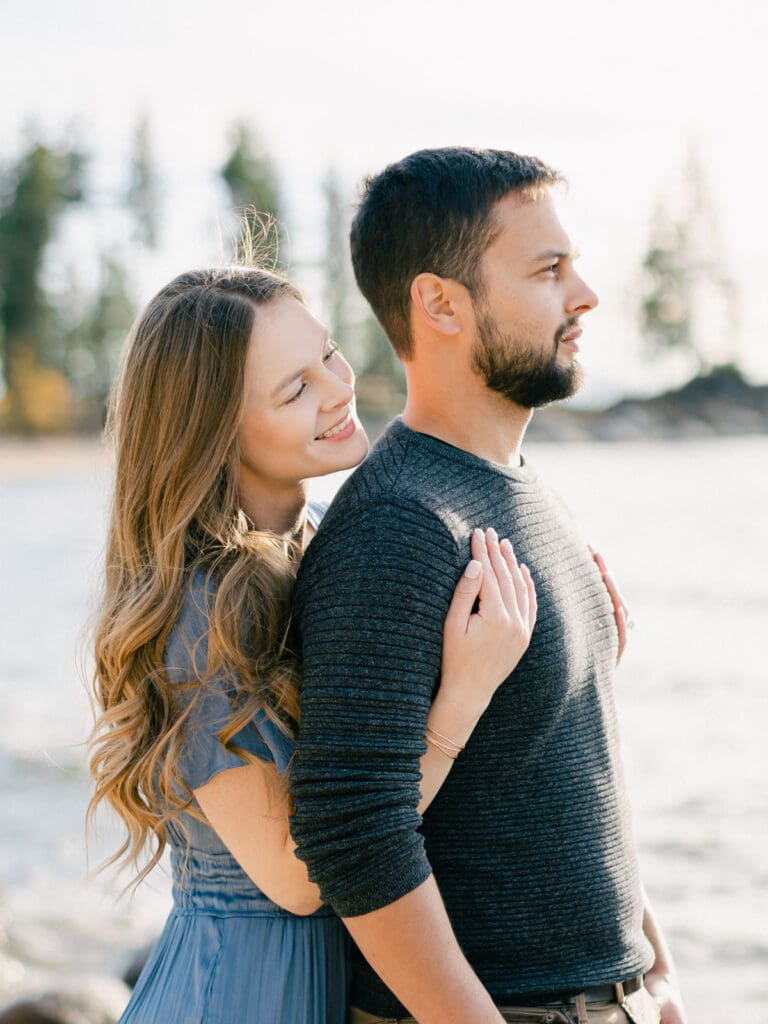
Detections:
[119, 906, 350, 1024]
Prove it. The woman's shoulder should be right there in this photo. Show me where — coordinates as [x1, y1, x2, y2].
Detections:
[164, 567, 215, 682]
[164, 568, 294, 785]
[306, 499, 329, 532]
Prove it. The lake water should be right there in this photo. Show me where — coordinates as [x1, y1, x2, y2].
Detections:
[1, 436, 766, 1023]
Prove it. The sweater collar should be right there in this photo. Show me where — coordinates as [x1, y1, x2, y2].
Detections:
[386, 416, 538, 483]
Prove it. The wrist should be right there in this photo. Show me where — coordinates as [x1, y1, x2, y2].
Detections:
[645, 965, 676, 988]
[427, 691, 487, 746]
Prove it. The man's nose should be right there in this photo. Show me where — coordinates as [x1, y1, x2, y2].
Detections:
[567, 275, 599, 315]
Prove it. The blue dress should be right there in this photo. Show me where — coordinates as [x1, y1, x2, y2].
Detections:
[119, 505, 350, 1024]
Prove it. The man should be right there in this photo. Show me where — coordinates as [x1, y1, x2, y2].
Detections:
[289, 148, 687, 1024]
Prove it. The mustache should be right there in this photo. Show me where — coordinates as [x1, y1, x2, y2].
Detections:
[554, 318, 580, 346]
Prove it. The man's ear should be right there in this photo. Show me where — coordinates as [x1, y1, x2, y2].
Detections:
[410, 273, 466, 337]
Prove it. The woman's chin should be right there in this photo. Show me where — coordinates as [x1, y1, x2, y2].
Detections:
[337, 429, 370, 470]
[316, 425, 370, 476]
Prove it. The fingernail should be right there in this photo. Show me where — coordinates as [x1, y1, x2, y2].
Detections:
[487, 527, 498, 542]
[464, 560, 482, 579]
[501, 538, 513, 553]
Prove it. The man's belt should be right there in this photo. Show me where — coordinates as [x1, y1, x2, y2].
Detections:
[503, 974, 644, 1007]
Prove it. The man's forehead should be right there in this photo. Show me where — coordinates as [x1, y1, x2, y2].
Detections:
[488, 191, 573, 258]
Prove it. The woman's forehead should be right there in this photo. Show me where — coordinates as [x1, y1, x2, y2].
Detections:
[245, 298, 328, 398]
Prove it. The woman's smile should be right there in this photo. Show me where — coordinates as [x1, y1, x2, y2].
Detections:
[315, 410, 357, 441]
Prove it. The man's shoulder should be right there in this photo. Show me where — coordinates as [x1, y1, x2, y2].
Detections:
[312, 419, 464, 542]
[296, 421, 465, 598]
[336, 417, 423, 498]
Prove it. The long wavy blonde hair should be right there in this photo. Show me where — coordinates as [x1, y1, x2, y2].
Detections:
[88, 266, 304, 884]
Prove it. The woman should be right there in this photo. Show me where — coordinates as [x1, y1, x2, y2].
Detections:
[88, 266, 537, 1023]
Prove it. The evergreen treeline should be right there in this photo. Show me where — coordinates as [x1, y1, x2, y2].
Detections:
[0, 127, 735, 435]
[0, 119, 405, 434]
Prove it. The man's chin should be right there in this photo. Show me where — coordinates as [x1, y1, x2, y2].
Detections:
[475, 330, 585, 409]
[524, 365, 584, 409]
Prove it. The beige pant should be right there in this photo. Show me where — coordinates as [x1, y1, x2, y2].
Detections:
[349, 984, 661, 1024]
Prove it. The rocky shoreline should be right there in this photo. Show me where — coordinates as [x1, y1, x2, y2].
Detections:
[2, 369, 766, 455]
[526, 366, 768, 443]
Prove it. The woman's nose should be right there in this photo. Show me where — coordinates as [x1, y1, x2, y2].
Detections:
[321, 367, 355, 411]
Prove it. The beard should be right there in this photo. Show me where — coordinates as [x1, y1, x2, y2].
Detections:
[472, 305, 584, 409]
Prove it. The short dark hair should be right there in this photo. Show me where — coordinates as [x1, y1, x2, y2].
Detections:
[350, 147, 563, 358]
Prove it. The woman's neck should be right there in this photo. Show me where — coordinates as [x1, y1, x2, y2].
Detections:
[238, 475, 308, 540]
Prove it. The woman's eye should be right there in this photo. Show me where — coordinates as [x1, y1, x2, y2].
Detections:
[285, 343, 340, 403]
[544, 262, 560, 276]
[287, 382, 308, 403]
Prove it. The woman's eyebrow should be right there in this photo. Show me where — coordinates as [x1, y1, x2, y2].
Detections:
[270, 332, 330, 398]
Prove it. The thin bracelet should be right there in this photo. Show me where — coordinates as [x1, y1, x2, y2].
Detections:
[425, 726, 465, 753]
[424, 727, 464, 760]
[424, 733, 460, 760]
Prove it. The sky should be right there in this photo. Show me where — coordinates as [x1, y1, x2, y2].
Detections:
[3, 0, 767, 404]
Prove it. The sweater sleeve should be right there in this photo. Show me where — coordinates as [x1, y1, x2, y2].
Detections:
[288, 499, 461, 917]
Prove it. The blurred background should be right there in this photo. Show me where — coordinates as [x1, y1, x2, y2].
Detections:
[1, 1, 766, 1021]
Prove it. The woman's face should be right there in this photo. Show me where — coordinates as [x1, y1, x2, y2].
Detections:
[238, 296, 370, 491]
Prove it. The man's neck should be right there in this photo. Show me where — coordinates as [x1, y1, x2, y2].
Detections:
[402, 386, 532, 469]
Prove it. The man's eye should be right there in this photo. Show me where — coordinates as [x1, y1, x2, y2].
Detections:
[544, 262, 560, 275]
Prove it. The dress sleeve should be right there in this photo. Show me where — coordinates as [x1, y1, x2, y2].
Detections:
[289, 499, 462, 917]
[164, 576, 294, 791]
[306, 499, 329, 531]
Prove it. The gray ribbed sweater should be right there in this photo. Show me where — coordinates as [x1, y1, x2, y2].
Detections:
[290, 418, 653, 1016]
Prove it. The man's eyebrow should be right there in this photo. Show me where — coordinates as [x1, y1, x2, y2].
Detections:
[270, 332, 330, 399]
[528, 248, 580, 263]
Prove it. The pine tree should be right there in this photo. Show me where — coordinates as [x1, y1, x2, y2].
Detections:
[127, 114, 160, 249]
[221, 124, 281, 220]
[61, 256, 135, 421]
[0, 139, 85, 431]
[640, 149, 739, 375]
[319, 167, 404, 420]
[322, 168, 352, 349]
[641, 203, 695, 363]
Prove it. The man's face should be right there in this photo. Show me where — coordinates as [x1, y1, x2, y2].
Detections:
[470, 191, 599, 409]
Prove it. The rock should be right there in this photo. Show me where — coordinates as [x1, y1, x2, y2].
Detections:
[120, 943, 153, 990]
[0, 978, 129, 1024]
[529, 366, 768, 443]
[0, 996, 109, 1024]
